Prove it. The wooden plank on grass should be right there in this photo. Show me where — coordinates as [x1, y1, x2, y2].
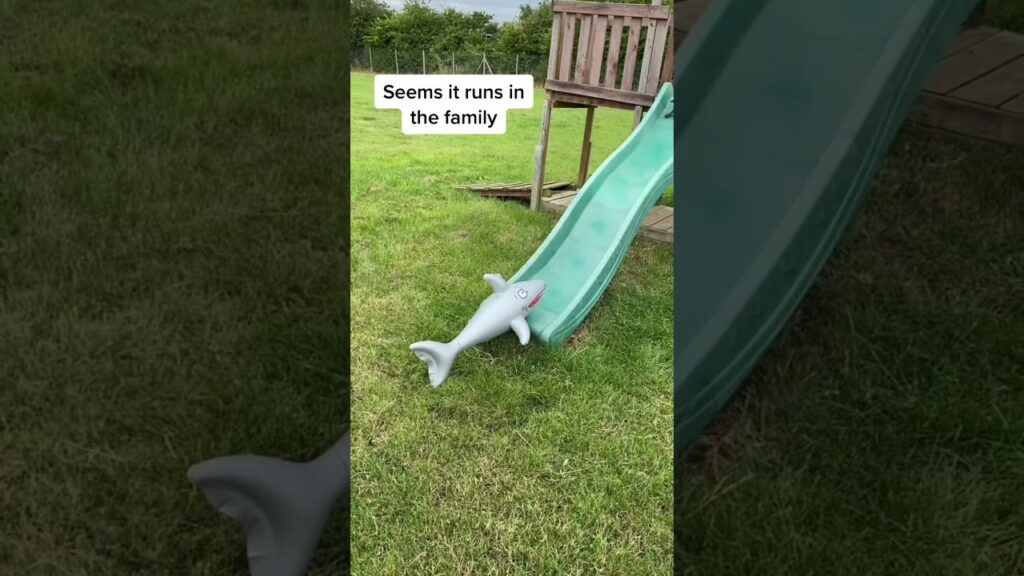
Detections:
[642, 205, 673, 227]
[1003, 93, 1024, 113]
[650, 210, 674, 231]
[542, 181, 574, 190]
[549, 194, 577, 207]
[640, 222, 673, 244]
[925, 31, 1024, 94]
[951, 54, 1024, 106]
[944, 26, 1000, 58]
[911, 91, 1024, 146]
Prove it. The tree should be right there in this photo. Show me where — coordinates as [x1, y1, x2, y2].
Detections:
[366, 0, 445, 50]
[366, 0, 500, 58]
[351, 0, 393, 49]
[496, 2, 553, 58]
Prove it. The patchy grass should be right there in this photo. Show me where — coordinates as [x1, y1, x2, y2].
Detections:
[350, 72, 673, 574]
[0, 2, 347, 574]
[984, 0, 1024, 32]
[678, 127, 1024, 575]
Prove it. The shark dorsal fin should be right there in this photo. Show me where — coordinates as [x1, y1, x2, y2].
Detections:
[483, 273, 508, 292]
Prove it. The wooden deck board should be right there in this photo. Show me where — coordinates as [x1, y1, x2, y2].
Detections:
[643, 205, 673, 227]
[910, 92, 1024, 145]
[944, 26, 1000, 57]
[925, 31, 1024, 94]
[952, 54, 1024, 106]
[546, 190, 578, 202]
[548, 193, 578, 207]
[1003, 93, 1024, 113]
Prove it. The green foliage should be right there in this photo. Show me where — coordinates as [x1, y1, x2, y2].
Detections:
[366, 0, 499, 53]
[496, 2, 553, 58]
[984, 0, 1024, 33]
[351, 0, 394, 48]
[361, 0, 661, 57]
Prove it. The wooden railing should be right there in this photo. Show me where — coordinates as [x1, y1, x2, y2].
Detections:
[546, 0, 672, 108]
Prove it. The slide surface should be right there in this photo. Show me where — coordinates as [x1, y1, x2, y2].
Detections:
[676, 0, 979, 456]
[510, 83, 674, 347]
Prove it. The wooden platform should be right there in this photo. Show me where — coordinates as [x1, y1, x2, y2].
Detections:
[675, 0, 1024, 147]
[541, 190, 675, 244]
[457, 181, 574, 200]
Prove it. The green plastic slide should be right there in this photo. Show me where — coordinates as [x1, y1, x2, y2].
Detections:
[676, 0, 979, 457]
[510, 83, 674, 346]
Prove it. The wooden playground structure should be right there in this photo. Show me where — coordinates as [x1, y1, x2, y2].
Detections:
[530, 0, 674, 210]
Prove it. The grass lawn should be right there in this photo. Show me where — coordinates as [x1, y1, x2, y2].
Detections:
[350, 71, 673, 573]
[678, 125, 1024, 574]
[983, 0, 1024, 32]
[1, 2, 347, 574]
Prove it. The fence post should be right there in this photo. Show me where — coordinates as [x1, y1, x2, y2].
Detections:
[515, 54, 519, 75]
[422, 50, 426, 74]
[452, 52, 455, 73]
[394, 49, 399, 73]
[369, 46, 373, 73]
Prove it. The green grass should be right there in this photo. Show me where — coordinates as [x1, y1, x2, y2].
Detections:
[350, 72, 673, 574]
[679, 126, 1024, 575]
[983, 0, 1024, 32]
[0, 2, 347, 574]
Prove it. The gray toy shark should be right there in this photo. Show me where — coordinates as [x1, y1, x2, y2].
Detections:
[411, 273, 545, 387]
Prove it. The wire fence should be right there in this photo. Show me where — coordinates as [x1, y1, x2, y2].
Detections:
[351, 47, 549, 79]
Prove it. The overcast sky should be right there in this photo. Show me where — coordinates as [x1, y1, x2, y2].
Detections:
[384, 0, 542, 23]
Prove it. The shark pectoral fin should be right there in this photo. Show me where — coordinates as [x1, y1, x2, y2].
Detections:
[510, 317, 531, 346]
[483, 273, 508, 293]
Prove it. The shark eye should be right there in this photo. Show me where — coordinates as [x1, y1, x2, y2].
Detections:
[516, 289, 528, 299]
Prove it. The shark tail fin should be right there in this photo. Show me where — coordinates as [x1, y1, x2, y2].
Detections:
[186, 433, 349, 576]
[409, 340, 459, 387]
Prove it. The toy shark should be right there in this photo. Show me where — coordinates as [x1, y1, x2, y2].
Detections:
[411, 273, 545, 387]
[187, 431, 349, 576]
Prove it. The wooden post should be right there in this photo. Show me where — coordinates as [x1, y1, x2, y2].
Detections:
[369, 46, 374, 72]
[578, 107, 595, 187]
[633, 106, 643, 128]
[531, 97, 554, 210]
[394, 49, 399, 73]
[515, 54, 519, 75]
[422, 50, 426, 74]
[452, 51, 455, 73]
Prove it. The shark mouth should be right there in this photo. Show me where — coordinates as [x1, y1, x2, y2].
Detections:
[529, 288, 545, 308]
